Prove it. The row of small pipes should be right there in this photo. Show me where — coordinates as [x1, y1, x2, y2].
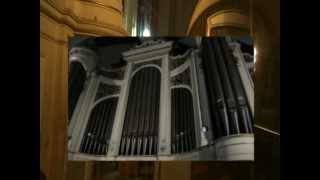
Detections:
[79, 98, 117, 155]
[171, 88, 197, 153]
[119, 67, 161, 156]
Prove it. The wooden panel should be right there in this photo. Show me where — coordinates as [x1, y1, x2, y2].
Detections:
[66, 162, 86, 180]
[119, 162, 140, 177]
[191, 162, 254, 180]
[156, 162, 191, 180]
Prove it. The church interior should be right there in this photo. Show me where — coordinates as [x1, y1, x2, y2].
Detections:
[40, 0, 279, 179]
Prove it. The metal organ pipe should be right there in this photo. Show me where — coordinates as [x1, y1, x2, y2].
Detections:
[202, 39, 230, 138]
[171, 88, 196, 154]
[131, 71, 144, 155]
[79, 98, 118, 155]
[141, 69, 151, 155]
[202, 37, 254, 139]
[211, 39, 240, 134]
[120, 72, 138, 155]
[104, 101, 117, 153]
[120, 67, 161, 156]
[151, 67, 161, 155]
[218, 38, 253, 133]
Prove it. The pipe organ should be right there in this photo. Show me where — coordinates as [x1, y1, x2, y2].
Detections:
[68, 38, 254, 161]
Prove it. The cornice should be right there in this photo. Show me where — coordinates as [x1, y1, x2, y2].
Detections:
[40, 0, 128, 36]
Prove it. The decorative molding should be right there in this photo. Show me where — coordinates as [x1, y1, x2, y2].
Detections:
[135, 39, 166, 48]
[40, 0, 128, 36]
[206, 9, 250, 34]
[170, 85, 193, 94]
[76, 0, 123, 14]
[40, 31, 68, 45]
[169, 49, 192, 60]
[123, 41, 173, 62]
[131, 64, 162, 79]
[170, 59, 191, 77]
[40, 12, 74, 43]
[98, 76, 123, 86]
[69, 47, 97, 73]
[89, 95, 120, 115]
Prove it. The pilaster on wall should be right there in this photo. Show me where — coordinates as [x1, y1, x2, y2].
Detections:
[40, 15, 70, 180]
[40, 0, 127, 180]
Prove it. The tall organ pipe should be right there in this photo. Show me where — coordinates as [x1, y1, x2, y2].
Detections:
[80, 98, 118, 155]
[102, 100, 117, 154]
[131, 71, 146, 155]
[218, 38, 253, 133]
[211, 39, 241, 134]
[88, 101, 106, 154]
[136, 69, 149, 155]
[90, 102, 107, 154]
[202, 38, 230, 138]
[151, 68, 160, 155]
[80, 103, 98, 153]
[120, 67, 161, 156]
[142, 69, 152, 155]
[96, 101, 111, 154]
[86, 101, 104, 154]
[127, 72, 143, 155]
[171, 88, 196, 154]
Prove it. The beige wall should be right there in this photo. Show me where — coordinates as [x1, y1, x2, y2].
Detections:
[40, 1, 126, 179]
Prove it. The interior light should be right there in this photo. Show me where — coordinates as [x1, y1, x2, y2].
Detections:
[254, 47, 257, 64]
[143, 28, 150, 37]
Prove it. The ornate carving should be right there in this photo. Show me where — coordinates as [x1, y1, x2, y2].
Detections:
[171, 67, 191, 86]
[132, 59, 162, 73]
[170, 56, 188, 71]
[169, 49, 192, 71]
[95, 83, 120, 101]
[135, 38, 166, 49]
[40, 0, 127, 36]
[99, 68, 125, 80]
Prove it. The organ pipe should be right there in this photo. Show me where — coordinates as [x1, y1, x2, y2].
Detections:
[120, 67, 161, 156]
